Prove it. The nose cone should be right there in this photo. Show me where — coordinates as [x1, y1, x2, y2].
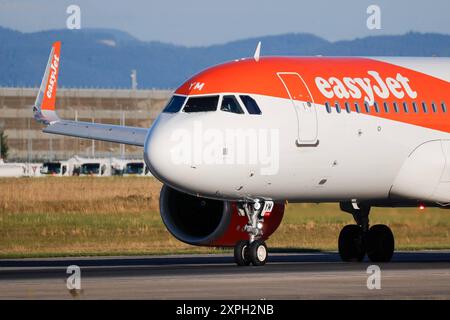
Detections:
[145, 113, 228, 196]
[145, 114, 195, 192]
[144, 115, 174, 184]
[144, 113, 251, 200]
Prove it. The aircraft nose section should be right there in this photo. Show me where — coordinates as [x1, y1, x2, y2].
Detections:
[144, 118, 172, 182]
[144, 115, 188, 188]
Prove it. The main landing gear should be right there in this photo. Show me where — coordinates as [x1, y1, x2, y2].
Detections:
[338, 202, 395, 262]
[234, 200, 271, 266]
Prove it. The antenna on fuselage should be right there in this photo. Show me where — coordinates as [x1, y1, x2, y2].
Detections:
[253, 41, 261, 62]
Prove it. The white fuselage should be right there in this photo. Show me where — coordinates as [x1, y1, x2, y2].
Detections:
[144, 95, 448, 203]
[144, 57, 450, 205]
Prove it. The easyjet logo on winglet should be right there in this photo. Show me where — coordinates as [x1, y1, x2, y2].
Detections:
[46, 53, 60, 99]
[315, 71, 417, 105]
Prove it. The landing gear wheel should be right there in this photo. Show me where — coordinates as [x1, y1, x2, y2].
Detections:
[366, 224, 395, 262]
[249, 240, 268, 266]
[234, 240, 251, 266]
[338, 224, 366, 262]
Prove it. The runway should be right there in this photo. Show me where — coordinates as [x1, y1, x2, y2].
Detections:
[0, 251, 449, 299]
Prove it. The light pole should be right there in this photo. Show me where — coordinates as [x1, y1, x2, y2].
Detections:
[131, 70, 137, 90]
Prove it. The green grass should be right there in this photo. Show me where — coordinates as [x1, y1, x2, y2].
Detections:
[0, 177, 449, 258]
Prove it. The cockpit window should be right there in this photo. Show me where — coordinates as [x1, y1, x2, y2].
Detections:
[183, 96, 219, 113]
[240, 95, 262, 115]
[221, 95, 244, 114]
[162, 95, 186, 113]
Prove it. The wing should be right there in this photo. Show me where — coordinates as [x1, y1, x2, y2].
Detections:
[33, 41, 149, 147]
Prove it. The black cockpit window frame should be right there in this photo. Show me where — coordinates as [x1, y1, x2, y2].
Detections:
[183, 95, 220, 113]
[239, 95, 262, 115]
[162, 95, 186, 113]
[220, 95, 244, 114]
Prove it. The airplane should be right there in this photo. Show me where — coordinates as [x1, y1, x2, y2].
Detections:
[33, 41, 450, 266]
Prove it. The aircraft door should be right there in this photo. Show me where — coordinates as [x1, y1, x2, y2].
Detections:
[277, 72, 318, 146]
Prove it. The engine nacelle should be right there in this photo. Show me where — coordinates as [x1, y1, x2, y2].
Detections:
[159, 185, 285, 247]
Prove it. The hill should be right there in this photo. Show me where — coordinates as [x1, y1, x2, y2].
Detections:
[0, 27, 449, 89]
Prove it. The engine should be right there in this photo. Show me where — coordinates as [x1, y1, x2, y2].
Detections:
[159, 185, 285, 247]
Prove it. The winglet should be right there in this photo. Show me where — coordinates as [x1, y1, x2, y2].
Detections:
[33, 41, 61, 125]
[253, 41, 261, 62]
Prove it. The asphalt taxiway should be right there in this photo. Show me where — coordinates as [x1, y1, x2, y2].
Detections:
[0, 251, 449, 299]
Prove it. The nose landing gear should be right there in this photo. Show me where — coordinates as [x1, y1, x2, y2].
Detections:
[339, 202, 395, 262]
[234, 200, 271, 266]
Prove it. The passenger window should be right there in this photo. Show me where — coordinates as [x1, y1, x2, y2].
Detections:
[412, 102, 418, 113]
[422, 102, 428, 113]
[383, 102, 389, 113]
[374, 102, 380, 113]
[442, 102, 447, 113]
[162, 95, 186, 113]
[335, 102, 341, 113]
[432, 102, 437, 113]
[325, 102, 331, 113]
[393, 102, 399, 113]
[364, 101, 370, 113]
[345, 102, 351, 113]
[183, 96, 219, 113]
[221, 95, 244, 114]
[240, 95, 262, 115]
[354, 102, 361, 113]
[403, 102, 409, 113]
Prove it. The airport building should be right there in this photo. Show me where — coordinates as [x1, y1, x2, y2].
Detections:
[0, 87, 172, 161]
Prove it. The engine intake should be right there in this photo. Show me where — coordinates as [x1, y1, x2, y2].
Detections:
[159, 185, 285, 247]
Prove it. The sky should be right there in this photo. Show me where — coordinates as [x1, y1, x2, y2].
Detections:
[0, 0, 449, 46]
